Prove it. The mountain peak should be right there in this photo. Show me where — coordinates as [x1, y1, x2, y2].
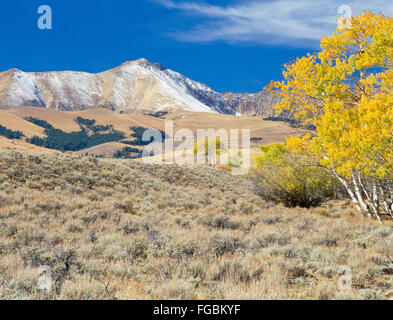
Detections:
[2, 68, 23, 75]
[119, 58, 166, 71]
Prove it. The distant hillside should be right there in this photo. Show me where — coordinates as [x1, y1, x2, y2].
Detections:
[0, 107, 303, 157]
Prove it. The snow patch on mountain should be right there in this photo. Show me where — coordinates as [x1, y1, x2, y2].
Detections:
[3, 69, 47, 108]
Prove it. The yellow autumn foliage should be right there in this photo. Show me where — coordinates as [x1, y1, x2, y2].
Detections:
[268, 11, 393, 181]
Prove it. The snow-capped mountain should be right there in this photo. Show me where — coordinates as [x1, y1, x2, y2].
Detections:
[0, 59, 236, 115]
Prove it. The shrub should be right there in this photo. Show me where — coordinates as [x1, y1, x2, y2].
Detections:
[127, 239, 148, 262]
[123, 223, 139, 235]
[117, 198, 137, 214]
[252, 143, 344, 208]
[210, 235, 243, 257]
[202, 214, 239, 230]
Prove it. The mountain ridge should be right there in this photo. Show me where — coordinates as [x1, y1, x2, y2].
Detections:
[0, 58, 280, 117]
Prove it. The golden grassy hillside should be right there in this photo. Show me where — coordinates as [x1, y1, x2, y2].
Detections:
[166, 110, 302, 145]
[0, 107, 303, 156]
[0, 150, 392, 300]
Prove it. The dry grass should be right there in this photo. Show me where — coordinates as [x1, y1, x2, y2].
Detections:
[0, 150, 392, 300]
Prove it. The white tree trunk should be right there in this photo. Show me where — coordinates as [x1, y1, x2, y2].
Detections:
[352, 171, 372, 217]
[380, 186, 393, 218]
[371, 183, 383, 224]
[332, 169, 365, 217]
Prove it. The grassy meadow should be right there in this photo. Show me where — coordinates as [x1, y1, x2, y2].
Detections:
[0, 150, 392, 300]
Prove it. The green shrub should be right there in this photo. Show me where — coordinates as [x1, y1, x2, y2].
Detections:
[252, 143, 344, 208]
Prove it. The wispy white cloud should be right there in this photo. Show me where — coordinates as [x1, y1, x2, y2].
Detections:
[156, 0, 393, 47]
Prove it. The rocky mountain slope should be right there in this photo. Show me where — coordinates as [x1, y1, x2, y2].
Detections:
[223, 91, 285, 117]
[0, 59, 235, 115]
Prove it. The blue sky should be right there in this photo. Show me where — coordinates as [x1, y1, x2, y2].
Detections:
[0, 0, 391, 93]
